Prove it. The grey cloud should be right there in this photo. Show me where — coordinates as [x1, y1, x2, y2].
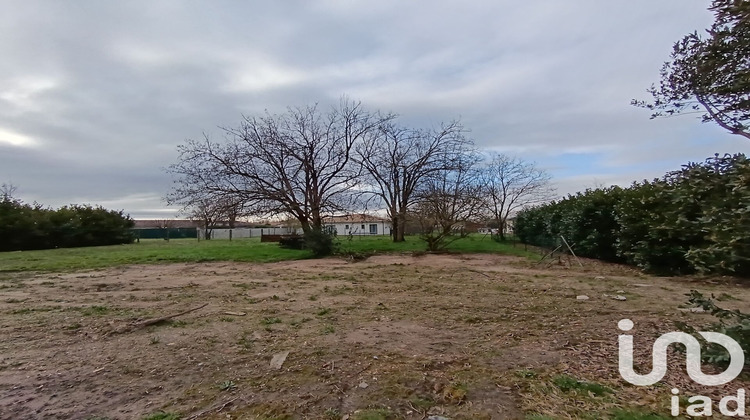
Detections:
[0, 0, 743, 218]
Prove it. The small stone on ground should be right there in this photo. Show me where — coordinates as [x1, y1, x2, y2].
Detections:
[270, 350, 290, 370]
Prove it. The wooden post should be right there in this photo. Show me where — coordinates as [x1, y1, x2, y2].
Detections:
[537, 245, 563, 265]
[560, 235, 583, 267]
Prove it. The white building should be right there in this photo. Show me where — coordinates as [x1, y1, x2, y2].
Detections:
[324, 214, 391, 236]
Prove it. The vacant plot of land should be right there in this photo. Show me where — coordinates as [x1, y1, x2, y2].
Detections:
[1, 254, 749, 419]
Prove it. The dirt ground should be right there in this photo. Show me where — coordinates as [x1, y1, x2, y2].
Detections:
[1, 253, 750, 420]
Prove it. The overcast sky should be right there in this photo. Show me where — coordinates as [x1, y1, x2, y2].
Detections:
[1, 1, 747, 219]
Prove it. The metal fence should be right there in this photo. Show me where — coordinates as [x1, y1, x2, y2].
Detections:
[132, 228, 197, 240]
[198, 227, 300, 240]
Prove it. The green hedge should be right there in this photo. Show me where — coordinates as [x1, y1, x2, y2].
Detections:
[0, 199, 134, 251]
[516, 154, 750, 276]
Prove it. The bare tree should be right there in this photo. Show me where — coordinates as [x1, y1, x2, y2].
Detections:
[479, 154, 555, 240]
[355, 121, 472, 242]
[184, 195, 244, 239]
[167, 99, 393, 234]
[1, 183, 18, 203]
[413, 151, 484, 251]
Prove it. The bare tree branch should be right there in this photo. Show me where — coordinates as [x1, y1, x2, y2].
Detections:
[167, 98, 394, 233]
[355, 120, 472, 242]
[479, 153, 556, 240]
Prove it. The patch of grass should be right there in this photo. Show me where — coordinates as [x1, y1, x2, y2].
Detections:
[218, 380, 236, 391]
[79, 305, 110, 316]
[0, 238, 312, 272]
[341, 234, 536, 257]
[409, 396, 434, 411]
[322, 324, 335, 334]
[552, 374, 612, 396]
[441, 382, 468, 405]
[238, 332, 254, 350]
[516, 369, 537, 379]
[323, 408, 341, 419]
[149, 336, 160, 345]
[261, 317, 282, 325]
[316, 307, 331, 316]
[0, 234, 534, 273]
[289, 317, 312, 328]
[11, 306, 61, 314]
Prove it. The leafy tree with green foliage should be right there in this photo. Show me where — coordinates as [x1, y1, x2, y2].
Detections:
[516, 154, 750, 277]
[679, 290, 750, 367]
[675, 154, 750, 274]
[616, 180, 696, 275]
[561, 187, 625, 262]
[0, 188, 134, 251]
[515, 187, 624, 262]
[633, 0, 750, 139]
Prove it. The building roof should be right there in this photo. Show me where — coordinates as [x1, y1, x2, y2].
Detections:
[323, 213, 388, 224]
[133, 219, 200, 229]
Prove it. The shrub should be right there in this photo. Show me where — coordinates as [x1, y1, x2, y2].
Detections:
[515, 154, 750, 277]
[304, 229, 337, 257]
[278, 229, 338, 257]
[678, 290, 750, 367]
[515, 186, 624, 262]
[0, 197, 134, 251]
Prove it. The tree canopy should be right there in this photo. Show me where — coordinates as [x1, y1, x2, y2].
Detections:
[0, 188, 134, 251]
[633, 0, 750, 139]
[168, 99, 393, 234]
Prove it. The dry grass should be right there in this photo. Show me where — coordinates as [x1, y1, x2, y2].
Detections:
[0, 254, 748, 419]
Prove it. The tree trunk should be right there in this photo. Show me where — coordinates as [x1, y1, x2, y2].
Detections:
[390, 215, 400, 243]
[498, 219, 506, 241]
[311, 211, 323, 232]
[396, 210, 407, 242]
[299, 219, 312, 235]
